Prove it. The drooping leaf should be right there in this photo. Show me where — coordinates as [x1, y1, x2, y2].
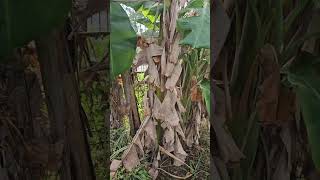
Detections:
[212, 85, 244, 162]
[287, 52, 320, 169]
[271, 0, 283, 52]
[177, 7, 210, 48]
[0, 0, 71, 58]
[230, 0, 259, 98]
[179, 0, 205, 15]
[138, 2, 163, 18]
[200, 79, 210, 114]
[185, 0, 204, 8]
[135, 18, 160, 30]
[125, 1, 145, 11]
[212, 0, 230, 66]
[256, 45, 281, 125]
[284, 0, 309, 34]
[110, 2, 137, 78]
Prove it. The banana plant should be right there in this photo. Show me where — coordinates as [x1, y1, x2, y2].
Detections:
[0, 0, 71, 58]
[110, 1, 137, 78]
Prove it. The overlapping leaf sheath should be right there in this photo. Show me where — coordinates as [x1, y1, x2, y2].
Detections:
[158, 0, 187, 167]
[111, 0, 189, 179]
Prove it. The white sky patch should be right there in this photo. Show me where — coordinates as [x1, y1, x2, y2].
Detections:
[120, 4, 148, 35]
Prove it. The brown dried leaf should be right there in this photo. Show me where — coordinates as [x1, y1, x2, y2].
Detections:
[164, 62, 175, 77]
[144, 37, 157, 45]
[162, 10, 169, 42]
[169, 35, 181, 64]
[280, 122, 292, 169]
[143, 91, 151, 117]
[176, 99, 186, 113]
[134, 137, 144, 156]
[149, 44, 163, 57]
[144, 118, 157, 148]
[166, 109, 180, 127]
[153, 56, 161, 64]
[144, 138, 153, 153]
[160, 75, 166, 92]
[160, 48, 167, 75]
[257, 44, 281, 125]
[110, 172, 116, 179]
[122, 145, 140, 171]
[148, 90, 154, 107]
[190, 77, 203, 102]
[169, 0, 179, 43]
[147, 49, 160, 86]
[137, 36, 148, 48]
[148, 168, 159, 180]
[271, 148, 290, 180]
[185, 108, 201, 147]
[191, 85, 203, 102]
[110, 159, 122, 172]
[165, 62, 182, 90]
[277, 86, 296, 124]
[257, 72, 280, 124]
[133, 49, 148, 68]
[213, 85, 245, 162]
[160, 91, 180, 126]
[148, 151, 161, 179]
[163, 126, 175, 152]
[213, 122, 245, 162]
[153, 94, 163, 119]
[185, 127, 195, 147]
[175, 124, 185, 140]
[173, 135, 187, 166]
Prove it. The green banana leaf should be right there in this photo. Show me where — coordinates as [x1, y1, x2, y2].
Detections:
[0, 0, 71, 58]
[186, 0, 204, 8]
[287, 52, 320, 169]
[110, 2, 137, 78]
[200, 79, 210, 115]
[177, 7, 210, 49]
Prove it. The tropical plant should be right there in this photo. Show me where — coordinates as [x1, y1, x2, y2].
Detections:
[110, 0, 210, 179]
[0, 1, 107, 179]
[212, 0, 320, 179]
